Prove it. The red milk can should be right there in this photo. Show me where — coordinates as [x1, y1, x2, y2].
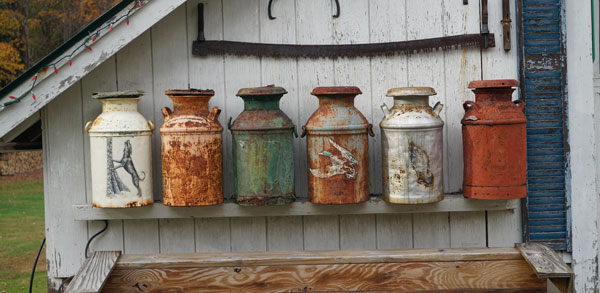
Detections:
[462, 79, 527, 199]
[161, 89, 224, 206]
[302, 86, 374, 204]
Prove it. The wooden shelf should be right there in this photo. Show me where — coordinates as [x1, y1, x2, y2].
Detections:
[72, 194, 519, 220]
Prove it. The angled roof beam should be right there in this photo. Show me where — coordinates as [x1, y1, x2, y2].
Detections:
[0, 0, 186, 138]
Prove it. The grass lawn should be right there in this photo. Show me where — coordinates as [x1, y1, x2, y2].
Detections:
[0, 172, 47, 292]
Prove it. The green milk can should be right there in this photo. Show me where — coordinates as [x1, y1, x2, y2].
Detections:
[228, 85, 296, 206]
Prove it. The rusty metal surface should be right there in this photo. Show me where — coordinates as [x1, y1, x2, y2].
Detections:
[230, 86, 295, 206]
[192, 34, 495, 58]
[501, 0, 512, 51]
[161, 90, 223, 206]
[380, 88, 444, 204]
[462, 80, 527, 200]
[304, 87, 372, 204]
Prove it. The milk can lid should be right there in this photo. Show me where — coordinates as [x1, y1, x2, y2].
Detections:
[468, 79, 518, 89]
[237, 85, 287, 96]
[311, 86, 362, 96]
[92, 90, 144, 99]
[165, 89, 215, 96]
[386, 87, 436, 97]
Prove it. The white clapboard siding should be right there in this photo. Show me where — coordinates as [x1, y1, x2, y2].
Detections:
[42, 0, 524, 283]
[151, 5, 197, 253]
[483, 0, 522, 247]
[406, 0, 451, 249]
[81, 56, 125, 254]
[116, 30, 161, 254]
[186, 0, 233, 255]
[444, 0, 487, 248]
[369, 0, 413, 250]
[44, 82, 89, 277]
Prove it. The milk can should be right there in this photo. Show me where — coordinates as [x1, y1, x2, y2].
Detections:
[229, 85, 296, 206]
[380, 87, 444, 204]
[161, 89, 223, 206]
[462, 79, 527, 199]
[302, 86, 374, 204]
[85, 91, 154, 208]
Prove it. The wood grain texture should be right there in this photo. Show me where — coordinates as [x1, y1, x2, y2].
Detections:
[376, 214, 413, 249]
[114, 247, 524, 269]
[158, 219, 195, 253]
[66, 251, 120, 293]
[339, 214, 376, 249]
[195, 218, 231, 253]
[230, 217, 267, 252]
[413, 212, 450, 248]
[516, 242, 573, 278]
[103, 260, 545, 292]
[487, 205, 522, 247]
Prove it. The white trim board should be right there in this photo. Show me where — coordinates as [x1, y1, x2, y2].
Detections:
[72, 194, 519, 220]
[0, 0, 187, 138]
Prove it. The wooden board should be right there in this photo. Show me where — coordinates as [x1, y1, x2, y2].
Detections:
[103, 260, 545, 292]
[101, 248, 545, 292]
[66, 251, 120, 293]
[72, 195, 519, 220]
[516, 242, 573, 278]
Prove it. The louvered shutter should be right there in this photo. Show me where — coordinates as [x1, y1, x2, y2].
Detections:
[518, 0, 569, 251]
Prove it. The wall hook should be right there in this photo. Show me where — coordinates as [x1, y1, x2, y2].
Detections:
[268, 0, 276, 20]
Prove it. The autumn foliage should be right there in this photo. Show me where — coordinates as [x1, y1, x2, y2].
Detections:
[0, 0, 120, 87]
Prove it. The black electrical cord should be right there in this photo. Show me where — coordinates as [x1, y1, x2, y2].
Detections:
[28, 237, 46, 293]
[54, 220, 110, 292]
[85, 220, 109, 258]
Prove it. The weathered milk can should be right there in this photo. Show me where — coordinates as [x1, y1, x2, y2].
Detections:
[380, 87, 444, 204]
[229, 85, 296, 206]
[302, 86, 374, 204]
[85, 91, 154, 208]
[161, 89, 223, 206]
[462, 79, 527, 199]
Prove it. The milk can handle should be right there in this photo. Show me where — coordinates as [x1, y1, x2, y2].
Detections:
[380, 103, 390, 119]
[208, 106, 221, 121]
[513, 99, 525, 112]
[227, 117, 233, 130]
[161, 107, 172, 120]
[147, 120, 155, 131]
[84, 121, 92, 132]
[433, 101, 444, 115]
[463, 101, 479, 112]
[368, 124, 375, 137]
[300, 125, 307, 138]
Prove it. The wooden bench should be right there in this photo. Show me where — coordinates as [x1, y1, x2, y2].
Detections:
[66, 243, 572, 292]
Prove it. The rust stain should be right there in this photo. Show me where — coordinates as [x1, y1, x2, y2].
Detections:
[161, 90, 224, 206]
[462, 80, 527, 200]
[409, 141, 433, 188]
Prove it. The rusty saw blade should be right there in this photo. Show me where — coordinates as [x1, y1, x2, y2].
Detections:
[192, 33, 494, 58]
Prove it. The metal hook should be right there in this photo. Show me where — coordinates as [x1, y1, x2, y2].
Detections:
[268, 0, 276, 20]
[333, 0, 340, 18]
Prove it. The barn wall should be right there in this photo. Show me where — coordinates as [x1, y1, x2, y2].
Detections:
[43, 0, 521, 282]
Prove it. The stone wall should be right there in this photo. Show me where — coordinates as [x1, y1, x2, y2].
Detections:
[0, 150, 43, 175]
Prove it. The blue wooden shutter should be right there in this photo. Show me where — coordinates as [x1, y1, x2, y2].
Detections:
[518, 0, 569, 251]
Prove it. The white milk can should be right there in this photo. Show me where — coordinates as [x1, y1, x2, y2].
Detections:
[85, 91, 154, 208]
[380, 87, 444, 204]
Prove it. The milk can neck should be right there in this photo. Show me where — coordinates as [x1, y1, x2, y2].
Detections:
[171, 96, 210, 114]
[393, 96, 429, 107]
[101, 98, 139, 112]
[472, 88, 515, 103]
[318, 95, 355, 108]
[242, 95, 281, 110]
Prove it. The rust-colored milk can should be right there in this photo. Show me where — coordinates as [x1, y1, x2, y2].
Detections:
[161, 89, 223, 206]
[462, 79, 527, 199]
[229, 85, 296, 206]
[302, 86, 374, 204]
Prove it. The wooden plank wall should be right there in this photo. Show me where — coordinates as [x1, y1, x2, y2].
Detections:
[43, 0, 521, 280]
